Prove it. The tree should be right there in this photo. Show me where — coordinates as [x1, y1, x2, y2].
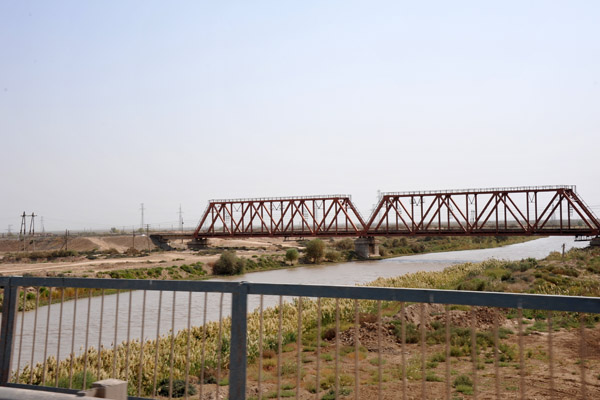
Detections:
[285, 248, 299, 265]
[305, 239, 325, 263]
[212, 251, 245, 275]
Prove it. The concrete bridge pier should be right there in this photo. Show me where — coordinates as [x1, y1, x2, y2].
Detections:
[591, 237, 600, 247]
[355, 236, 379, 258]
[187, 237, 209, 250]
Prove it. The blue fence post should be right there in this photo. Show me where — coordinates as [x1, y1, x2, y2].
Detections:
[229, 282, 248, 400]
[0, 279, 18, 385]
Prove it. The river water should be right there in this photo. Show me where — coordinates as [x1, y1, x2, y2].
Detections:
[10, 236, 586, 369]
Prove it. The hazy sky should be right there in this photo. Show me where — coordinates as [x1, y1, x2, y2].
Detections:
[1, 1, 599, 232]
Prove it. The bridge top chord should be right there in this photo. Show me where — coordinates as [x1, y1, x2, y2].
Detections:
[381, 185, 577, 197]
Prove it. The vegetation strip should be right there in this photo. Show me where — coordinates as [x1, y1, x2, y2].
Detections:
[11, 246, 600, 398]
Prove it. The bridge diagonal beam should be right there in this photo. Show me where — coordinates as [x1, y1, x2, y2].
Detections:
[439, 195, 468, 233]
[496, 194, 527, 232]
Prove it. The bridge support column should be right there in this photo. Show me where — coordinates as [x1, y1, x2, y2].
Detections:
[591, 237, 600, 247]
[355, 237, 379, 259]
[187, 237, 209, 250]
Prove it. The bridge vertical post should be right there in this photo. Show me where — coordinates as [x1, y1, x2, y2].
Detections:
[229, 282, 248, 399]
[0, 279, 18, 385]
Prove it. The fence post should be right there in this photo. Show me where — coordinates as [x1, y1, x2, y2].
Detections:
[0, 280, 18, 385]
[229, 282, 248, 400]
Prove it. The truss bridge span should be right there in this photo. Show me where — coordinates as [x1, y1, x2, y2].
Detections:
[151, 186, 600, 249]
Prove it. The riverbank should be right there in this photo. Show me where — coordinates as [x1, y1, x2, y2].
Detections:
[0, 236, 539, 311]
[13, 245, 600, 398]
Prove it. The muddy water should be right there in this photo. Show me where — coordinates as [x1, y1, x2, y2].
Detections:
[10, 236, 587, 369]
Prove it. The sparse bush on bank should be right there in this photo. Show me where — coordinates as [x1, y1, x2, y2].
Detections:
[2, 249, 79, 262]
[285, 248, 299, 265]
[305, 239, 325, 263]
[212, 251, 246, 275]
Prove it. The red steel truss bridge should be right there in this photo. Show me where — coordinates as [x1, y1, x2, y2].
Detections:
[152, 186, 600, 245]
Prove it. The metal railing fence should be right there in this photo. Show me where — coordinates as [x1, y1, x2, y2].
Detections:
[1, 276, 599, 399]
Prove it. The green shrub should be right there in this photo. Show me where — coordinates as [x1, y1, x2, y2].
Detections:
[285, 248, 299, 265]
[157, 378, 197, 397]
[453, 374, 473, 388]
[324, 250, 341, 262]
[334, 239, 355, 250]
[213, 251, 245, 275]
[306, 239, 325, 263]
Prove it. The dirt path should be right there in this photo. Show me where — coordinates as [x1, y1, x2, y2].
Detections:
[0, 236, 296, 276]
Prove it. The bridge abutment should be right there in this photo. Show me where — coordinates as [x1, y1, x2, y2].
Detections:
[149, 234, 174, 251]
[355, 236, 379, 258]
[591, 237, 600, 247]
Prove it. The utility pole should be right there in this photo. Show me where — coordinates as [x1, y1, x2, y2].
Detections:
[64, 229, 69, 251]
[29, 212, 36, 235]
[140, 203, 145, 230]
[178, 204, 184, 232]
[19, 212, 27, 238]
[28, 212, 36, 251]
[146, 224, 150, 251]
[132, 228, 136, 250]
[41, 217, 45, 235]
[19, 212, 27, 251]
[178, 205, 184, 244]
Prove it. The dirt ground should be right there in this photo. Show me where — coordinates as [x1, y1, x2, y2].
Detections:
[0, 235, 300, 277]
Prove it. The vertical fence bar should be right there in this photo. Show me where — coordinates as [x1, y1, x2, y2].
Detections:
[377, 300, 382, 400]
[471, 307, 478, 399]
[493, 309, 500, 399]
[0, 282, 18, 384]
[112, 289, 120, 379]
[334, 298, 340, 399]
[82, 289, 92, 389]
[316, 298, 321, 400]
[55, 288, 64, 387]
[579, 315, 587, 399]
[401, 302, 407, 400]
[518, 307, 525, 400]
[125, 290, 133, 383]
[354, 299, 359, 400]
[41, 287, 52, 385]
[445, 305, 451, 400]
[69, 288, 78, 389]
[258, 295, 264, 400]
[169, 292, 176, 399]
[420, 303, 426, 399]
[16, 287, 27, 384]
[199, 292, 208, 400]
[152, 290, 163, 397]
[184, 292, 192, 400]
[277, 295, 283, 399]
[230, 283, 248, 400]
[296, 297, 303, 400]
[137, 290, 146, 397]
[97, 289, 104, 381]
[30, 287, 40, 385]
[216, 293, 225, 400]
[6, 286, 19, 385]
[547, 312, 555, 400]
